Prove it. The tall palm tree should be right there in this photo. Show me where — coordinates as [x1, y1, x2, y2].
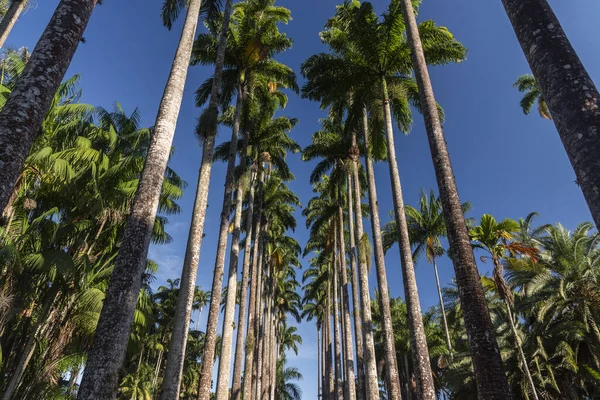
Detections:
[470, 214, 539, 400]
[397, 0, 512, 396]
[501, 0, 600, 230]
[0, 0, 27, 48]
[513, 75, 551, 120]
[0, 0, 97, 212]
[78, 0, 207, 398]
[383, 190, 472, 359]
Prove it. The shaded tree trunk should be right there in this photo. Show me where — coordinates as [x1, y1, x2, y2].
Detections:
[215, 86, 245, 400]
[242, 172, 265, 400]
[318, 327, 322, 400]
[326, 279, 334, 400]
[0, 0, 97, 212]
[398, 0, 511, 397]
[432, 255, 452, 359]
[0, 0, 27, 49]
[347, 173, 366, 400]
[78, 1, 201, 398]
[338, 198, 357, 400]
[332, 243, 343, 400]
[250, 224, 266, 400]
[381, 78, 435, 399]
[502, 0, 600, 230]
[231, 167, 257, 400]
[350, 129, 380, 399]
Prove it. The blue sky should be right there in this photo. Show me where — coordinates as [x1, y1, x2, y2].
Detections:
[11, 0, 600, 398]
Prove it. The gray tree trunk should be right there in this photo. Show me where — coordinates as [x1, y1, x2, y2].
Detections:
[78, 1, 200, 398]
[242, 172, 265, 400]
[337, 200, 357, 400]
[255, 275, 267, 400]
[346, 173, 365, 400]
[350, 132, 380, 399]
[398, 0, 511, 397]
[502, 0, 600, 230]
[250, 224, 266, 400]
[326, 279, 334, 400]
[318, 327, 322, 400]
[0, 0, 26, 48]
[381, 79, 435, 399]
[432, 257, 452, 359]
[332, 239, 343, 400]
[231, 167, 257, 400]
[0, 0, 97, 212]
[215, 86, 245, 400]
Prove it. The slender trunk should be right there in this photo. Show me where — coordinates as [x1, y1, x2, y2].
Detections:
[1, 289, 56, 400]
[242, 173, 265, 400]
[432, 256, 452, 359]
[502, 0, 600, 230]
[398, 1, 511, 397]
[0, 0, 26, 48]
[250, 226, 265, 400]
[214, 85, 245, 400]
[350, 133, 380, 399]
[326, 280, 334, 400]
[347, 173, 365, 400]
[231, 169, 257, 400]
[153, 349, 163, 390]
[269, 315, 277, 400]
[0, 0, 97, 212]
[338, 200, 357, 400]
[332, 248, 343, 399]
[261, 286, 273, 399]
[363, 107, 404, 400]
[78, 1, 201, 397]
[381, 78, 435, 399]
[321, 324, 327, 400]
[254, 284, 266, 400]
[195, 307, 202, 332]
[318, 327, 322, 399]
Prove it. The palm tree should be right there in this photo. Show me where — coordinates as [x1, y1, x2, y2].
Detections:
[470, 214, 539, 399]
[396, 0, 512, 396]
[0, 0, 97, 212]
[501, 0, 600, 230]
[383, 190, 472, 359]
[78, 0, 206, 397]
[0, 0, 27, 48]
[275, 356, 303, 400]
[193, 288, 211, 332]
[513, 75, 551, 119]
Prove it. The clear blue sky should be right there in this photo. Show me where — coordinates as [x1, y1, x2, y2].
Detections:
[11, 0, 600, 398]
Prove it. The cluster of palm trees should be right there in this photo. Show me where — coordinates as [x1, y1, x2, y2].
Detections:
[0, 0, 599, 398]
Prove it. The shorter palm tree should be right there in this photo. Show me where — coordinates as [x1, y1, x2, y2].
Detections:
[513, 74, 551, 120]
[275, 356, 303, 400]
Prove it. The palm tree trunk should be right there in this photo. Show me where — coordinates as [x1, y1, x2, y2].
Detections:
[0, 0, 97, 212]
[338, 201, 357, 400]
[0, 0, 26, 49]
[270, 317, 277, 400]
[231, 169, 257, 400]
[242, 173, 265, 400]
[255, 285, 266, 400]
[363, 102, 408, 400]
[195, 307, 202, 332]
[261, 290, 272, 399]
[350, 130, 380, 400]
[326, 280, 334, 400]
[398, 1, 511, 397]
[78, 1, 201, 398]
[214, 85, 245, 400]
[250, 225, 266, 400]
[432, 256, 452, 359]
[332, 251, 343, 399]
[318, 326, 322, 399]
[502, 0, 600, 230]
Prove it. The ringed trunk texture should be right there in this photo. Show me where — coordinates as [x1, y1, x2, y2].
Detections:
[350, 140, 380, 399]
[338, 202, 357, 400]
[502, 0, 600, 230]
[347, 173, 366, 400]
[215, 87, 245, 400]
[381, 81, 435, 399]
[0, 0, 27, 48]
[398, 0, 511, 397]
[242, 172, 264, 400]
[230, 168, 257, 400]
[0, 0, 97, 212]
[78, 1, 199, 397]
[197, 87, 240, 400]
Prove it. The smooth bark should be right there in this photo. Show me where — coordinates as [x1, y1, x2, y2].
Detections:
[347, 173, 366, 400]
[432, 256, 452, 359]
[78, 1, 199, 397]
[381, 79, 435, 399]
[332, 242, 343, 399]
[350, 135, 380, 399]
[0, 0, 26, 48]
[231, 168, 257, 400]
[0, 0, 97, 212]
[502, 0, 600, 230]
[338, 201, 357, 400]
[398, 0, 511, 397]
